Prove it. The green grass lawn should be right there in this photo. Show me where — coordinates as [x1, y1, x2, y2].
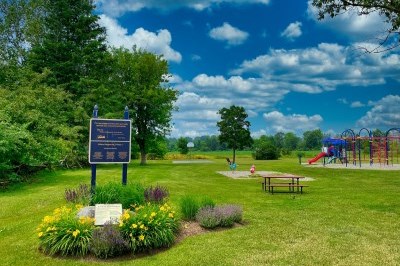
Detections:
[1, 152, 400, 265]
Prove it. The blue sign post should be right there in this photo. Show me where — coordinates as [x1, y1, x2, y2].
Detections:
[89, 105, 131, 191]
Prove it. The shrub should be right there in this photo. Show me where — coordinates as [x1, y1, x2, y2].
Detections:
[195, 204, 243, 229]
[89, 223, 130, 259]
[37, 205, 95, 256]
[144, 185, 169, 204]
[119, 203, 179, 253]
[65, 184, 91, 205]
[196, 206, 221, 229]
[179, 195, 200, 221]
[215, 205, 243, 227]
[252, 142, 280, 160]
[91, 182, 145, 209]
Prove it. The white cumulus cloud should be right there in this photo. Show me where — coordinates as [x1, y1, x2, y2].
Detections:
[307, 0, 389, 42]
[96, 0, 271, 17]
[263, 111, 323, 134]
[99, 15, 182, 63]
[209, 22, 249, 46]
[281, 21, 302, 40]
[356, 95, 400, 128]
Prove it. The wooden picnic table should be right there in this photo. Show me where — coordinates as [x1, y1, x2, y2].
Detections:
[261, 175, 307, 194]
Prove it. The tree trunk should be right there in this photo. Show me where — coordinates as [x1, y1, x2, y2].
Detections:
[140, 150, 147, 165]
[233, 149, 236, 164]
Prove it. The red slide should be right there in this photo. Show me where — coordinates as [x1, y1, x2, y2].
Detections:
[308, 152, 326, 164]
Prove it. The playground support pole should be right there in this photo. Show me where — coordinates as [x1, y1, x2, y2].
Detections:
[91, 105, 98, 194]
[122, 106, 129, 186]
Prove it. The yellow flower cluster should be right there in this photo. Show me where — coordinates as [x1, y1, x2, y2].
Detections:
[159, 203, 172, 212]
[79, 216, 95, 225]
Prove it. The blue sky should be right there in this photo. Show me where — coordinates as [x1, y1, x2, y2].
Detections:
[94, 0, 400, 138]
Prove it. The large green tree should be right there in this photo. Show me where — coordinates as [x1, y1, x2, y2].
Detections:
[0, 0, 45, 66]
[28, 0, 107, 97]
[312, 0, 400, 50]
[302, 129, 324, 150]
[177, 137, 189, 154]
[217, 105, 253, 163]
[0, 69, 76, 182]
[104, 48, 178, 165]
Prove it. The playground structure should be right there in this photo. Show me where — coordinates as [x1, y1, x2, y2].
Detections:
[309, 128, 400, 168]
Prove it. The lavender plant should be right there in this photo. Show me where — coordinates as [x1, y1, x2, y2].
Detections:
[215, 205, 243, 227]
[195, 206, 221, 229]
[144, 185, 169, 203]
[65, 184, 90, 205]
[196, 204, 243, 229]
[89, 223, 130, 259]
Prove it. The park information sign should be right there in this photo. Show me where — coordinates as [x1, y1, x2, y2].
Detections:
[89, 118, 132, 164]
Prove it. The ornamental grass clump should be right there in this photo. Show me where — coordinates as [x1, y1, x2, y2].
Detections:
[37, 205, 95, 256]
[119, 203, 179, 253]
[144, 184, 169, 203]
[179, 195, 200, 221]
[89, 223, 130, 259]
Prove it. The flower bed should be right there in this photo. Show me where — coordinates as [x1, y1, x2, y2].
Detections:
[37, 203, 179, 258]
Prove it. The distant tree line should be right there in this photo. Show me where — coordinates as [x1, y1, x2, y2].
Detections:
[167, 129, 326, 158]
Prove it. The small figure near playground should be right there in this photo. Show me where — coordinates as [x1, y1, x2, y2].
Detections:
[308, 144, 336, 164]
[226, 157, 237, 172]
[250, 164, 255, 174]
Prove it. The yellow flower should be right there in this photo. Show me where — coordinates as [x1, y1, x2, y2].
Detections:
[43, 215, 54, 224]
[119, 221, 124, 227]
[72, 229, 80, 238]
[79, 216, 95, 225]
[159, 206, 165, 211]
[150, 212, 156, 217]
[122, 211, 130, 220]
[140, 224, 145, 229]
[168, 213, 174, 218]
[139, 235, 145, 241]
[38, 232, 43, 238]
[131, 223, 138, 229]
[75, 204, 83, 210]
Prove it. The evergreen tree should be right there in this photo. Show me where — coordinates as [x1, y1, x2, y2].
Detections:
[28, 0, 107, 97]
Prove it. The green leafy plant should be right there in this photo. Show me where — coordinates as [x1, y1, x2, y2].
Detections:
[119, 203, 179, 253]
[37, 205, 95, 256]
[89, 223, 130, 259]
[91, 182, 145, 209]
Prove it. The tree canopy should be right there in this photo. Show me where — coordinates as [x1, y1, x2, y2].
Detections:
[104, 48, 178, 165]
[312, 0, 400, 51]
[28, 0, 107, 96]
[217, 105, 252, 163]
